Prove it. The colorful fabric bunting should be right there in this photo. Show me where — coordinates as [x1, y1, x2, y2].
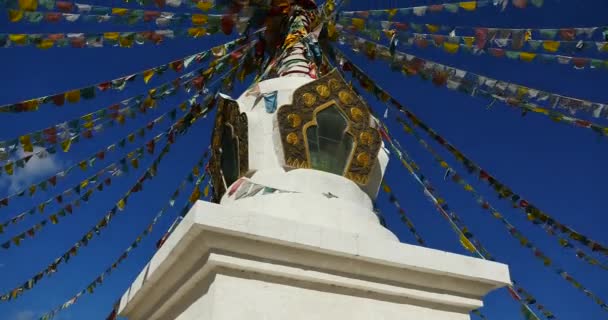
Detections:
[0, 38, 255, 180]
[1, 0, 220, 12]
[6, 8, 229, 28]
[0, 33, 257, 114]
[339, 18, 608, 56]
[0, 139, 153, 234]
[340, 0, 543, 18]
[380, 182, 425, 245]
[0, 93, 217, 302]
[0, 24, 233, 49]
[330, 46, 608, 260]
[396, 116, 608, 272]
[338, 33, 608, 133]
[37, 151, 210, 320]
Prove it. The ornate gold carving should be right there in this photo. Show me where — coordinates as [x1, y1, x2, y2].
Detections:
[356, 152, 370, 167]
[350, 107, 364, 122]
[328, 79, 342, 92]
[359, 131, 373, 145]
[277, 69, 382, 185]
[286, 132, 299, 145]
[315, 84, 330, 98]
[287, 114, 302, 127]
[339, 90, 353, 105]
[302, 93, 316, 107]
[209, 97, 249, 202]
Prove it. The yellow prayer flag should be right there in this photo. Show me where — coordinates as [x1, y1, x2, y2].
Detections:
[204, 185, 210, 197]
[187, 28, 207, 38]
[191, 14, 208, 25]
[19, 135, 33, 152]
[351, 18, 365, 31]
[464, 184, 474, 191]
[61, 139, 71, 152]
[532, 107, 549, 115]
[104, 32, 120, 41]
[50, 214, 58, 224]
[37, 39, 54, 50]
[142, 69, 155, 84]
[516, 87, 529, 97]
[463, 36, 474, 48]
[131, 158, 139, 168]
[327, 21, 337, 38]
[459, 235, 476, 253]
[189, 187, 201, 203]
[425, 24, 440, 33]
[128, 133, 135, 143]
[4, 162, 13, 176]
[196, 0, 213, 11]
[542, 40, 560, 52]
[459, 1, 477, 11]
[600, 43, 608, 52]
[382, 184, 391, 193]
[79, 160, 87, 170]
[8, 10, 24, 22]
[18, 0, 37, 11]
[193, 166, 200, 176]
[111, 8, 129, 16]
[9, 34, 28, 45]
[443, 42, 459, 54]
[80, 179, 89, 189]
[65, 90, 81, 103]
[29, 185, 36, 195]
[439, 161, 449, 168]
[38, 203, 45, 213]
[519, 52, 536, 62]
[142, 96, 156, 109]
[119, 36, 133, 48]
[387, 8, 398, 19]
[117, 198, 126, 210]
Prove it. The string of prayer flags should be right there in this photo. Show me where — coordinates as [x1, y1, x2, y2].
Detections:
[374, 115, 553, 319]
[6, 8, 225, 28]
[0, 97, 196, 208]
[1, 0, 219, 14]
[340, 22, 608, 72]
[340, 16, 607, 41]
[0, 146, 147, 234]
[339, 18, 608, 56]
[36, 152, 211, 320]
[0, 39, 255, 177]
[337, 33, 608, 134]
[0, 133, 169, 250]
[396, 116, 608, 272]
[380, 182, 425, 245]
[340, 0, 543, 19]
[330, 47, 608, 259]
[395, 110, 608, 298]
[0, 33, 258, 113]
[0, 95, 217, 302]
[1, 26, 225, 49]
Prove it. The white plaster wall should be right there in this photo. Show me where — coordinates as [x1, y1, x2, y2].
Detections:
[187, 274, 470, 320]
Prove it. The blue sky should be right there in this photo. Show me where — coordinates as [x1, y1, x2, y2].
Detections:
[1, 1, 607, 320]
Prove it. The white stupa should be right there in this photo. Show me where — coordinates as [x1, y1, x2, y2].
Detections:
[117, 2, 510, 319]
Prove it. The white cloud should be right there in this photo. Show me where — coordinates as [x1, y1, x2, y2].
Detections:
[0, 147, 62, 194]
[13, 310, 36, 320]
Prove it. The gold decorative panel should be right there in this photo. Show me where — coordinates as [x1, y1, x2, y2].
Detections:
[209, 97, 249, 202]
[277, 68, 382, 185]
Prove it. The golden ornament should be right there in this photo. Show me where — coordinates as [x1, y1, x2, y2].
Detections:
[287, 114, 302, 128]
[302, 93, 317, 107]
[315, 85, 330, 98]
[286, 132, 299, 145]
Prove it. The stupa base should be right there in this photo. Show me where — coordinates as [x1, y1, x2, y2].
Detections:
[118, 200, 510, 320]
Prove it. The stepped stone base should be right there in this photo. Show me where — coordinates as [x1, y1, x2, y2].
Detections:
[118, 200, 510, 320]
